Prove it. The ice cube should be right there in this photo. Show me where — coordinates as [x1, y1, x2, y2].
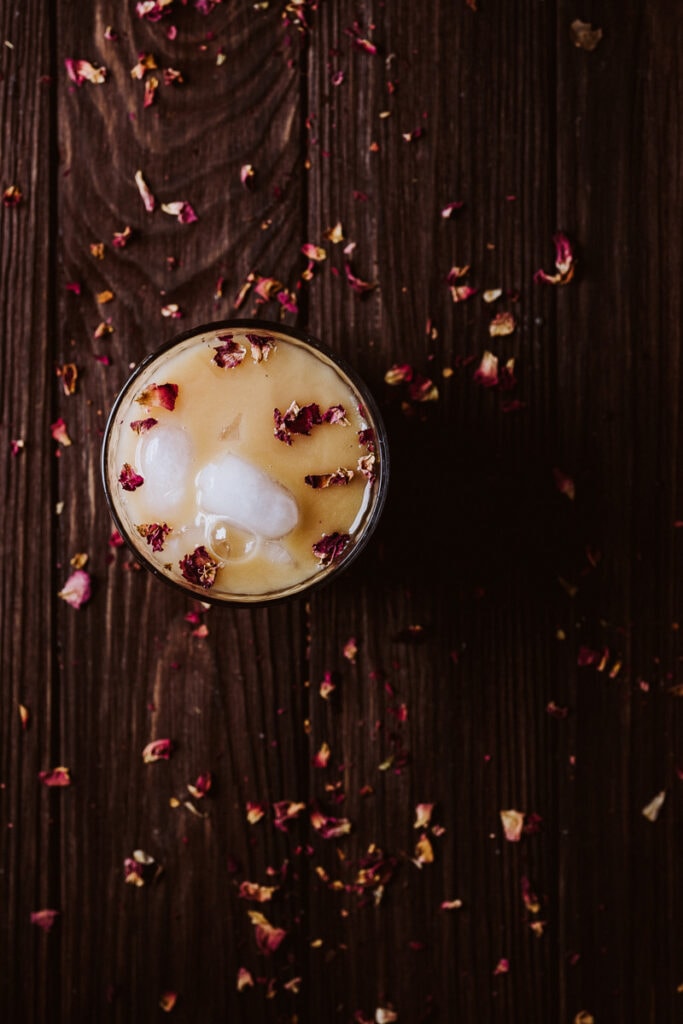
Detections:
[196, 454, 298, 539]
[262, 540, 295, 566]
[138, 425, 194, 512]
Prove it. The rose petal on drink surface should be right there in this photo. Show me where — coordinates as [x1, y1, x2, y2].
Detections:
[246, 333, 276, 362]
[30, 909, 60, 932]
[247, 911, 287, 954]
[65, 59, 108, 86]
[196, 454, 299, 539]
[39, 766, 72, 787]
[136, 382, 178, 410]
[213, 334, 247, 368]
[273, 401, 323, 444]
[305, 467, 354, 489]
[118, 463, 144, 491]
[322, 403, 349, 425]
[358, 427, 376, 452]
[58, 569, 91, 608]
[134, 169, 156, 212]
[179, 546, 219, 589]
[130, 417, 158, 434]
[312, 532, 351, 567]
[136, 522, 171, 552]
[142, 739, 173, 763]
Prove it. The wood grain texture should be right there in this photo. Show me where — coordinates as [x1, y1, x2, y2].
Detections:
[0, 0, 681, 1022]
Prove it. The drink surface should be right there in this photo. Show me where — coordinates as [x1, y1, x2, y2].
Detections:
[104, 326, 382, 602]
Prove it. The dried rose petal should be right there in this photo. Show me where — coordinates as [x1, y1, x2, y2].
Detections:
[161, 304, 183, 319]
[213, 334, 247, 369]
[324, 221, 345, 244]
[39, 766, 71, 787]
[161, 201, 198, 224]
[130, 417, 158, 434]
[136, 0, 174, 20]
[358, 427, 376, 452]
[118, 463, 144, 491]
[345, 262, 377, 295]
[414, 803, 434, 829]
[473, 351, 500, 388]
[136, 522, 171, 552]
[236, 967, 254, 992]
[159, 992, 177, 1013]
[65, 59, 108, 86]
[521, 875, 541, 914]
[450, 283, 478, 303]
[254, 276, 283, 302]
[489, 312, 516, 337]
[247, 910, 287, 954]
[142, 739, 173, 763]
[570, 19, 603, 51]
[273, 401, 322, 444]
[179, 546, 219, 589]
[136, 382, 178, 410]
[240, 163, 255, 187]
[642, 790, 666, 822]
[441, 200, 464, 218]
[305, 467, 354, 489]
[273, 800, 306, 832]
[413, 833, 434, 867]
[124, 848, 157, 887]
[30, 909, 60, 932]
[534, 232, 575, 285]
[319, 671, 336, 699]
[493, 958, 510, 975]
[130, 52, 157, 79]
[163, 67, 183, 85]
[500, 809, 525, 842]
[58, 569, 91, 609]
[93, 319, 113, 338]
[144, 77, 159, 107]
[483, 288, 503, 303]
[322, 404, 349, 425]
[310, 808, 352, 839]
[18, 703, 30, 730]
[187, 772, 212, 799]
[313, 742, 331, 768]
[134, 169, 156, 213]
[301, 242, 327, 262]
[553, 467, 575, 500]
[408, 374, 439, 402]
[246, 333, 276, 362]
[2, 185, 22, 207]
[246, 801, 265, 825]
[375, 1008, 398, 1024]
[56, 363, 78, 396]
[312, 532, 351, 567]
[440, 898, 463, 910]
[238, 881, 278, 903]
[50, 417, 72, 447]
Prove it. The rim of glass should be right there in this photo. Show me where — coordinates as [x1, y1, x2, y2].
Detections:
[101, 318, 390, 607]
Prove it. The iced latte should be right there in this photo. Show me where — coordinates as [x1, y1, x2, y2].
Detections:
[102, 321, 388, 603]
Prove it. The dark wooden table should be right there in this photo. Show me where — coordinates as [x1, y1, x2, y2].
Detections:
[2, 2, 681, 1021]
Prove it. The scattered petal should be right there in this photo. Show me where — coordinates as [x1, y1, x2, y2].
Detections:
[414, 803, 434, 829]
[570, 19, 603, 51]
[161, 201, 198, 224]
[236, 967, 255, 992]
[161, 303, 183, 318]
[134, 169, 156, 213]
[273, 800, 306, 831]
[246, 801, 265, 825]
[553, 467, 575, 500]
[345, 262, 377, 295]
[343, 637, 358, 663]
[58, 570, 91, 608]
[324, 221, 345, 244]
[441, 200, 464, 218]
[240, 163, 255, 187]
[238, 881, 278, 903]
[2, 185, 22, 207]
[534, 232, 575, 285]
[642, 790, 666, 822]
[483, 288, 503, 303]
[56, 363, 78, 396]
[301, 242, 327, 262]
[159, 992, 177, 1013]
[493, 958, 510, 975]
[30, 909, 60, 932]
[489, 311, 516, 337]
[142, 739, 173, 763]
[310, 808, 352, 839]
[65, 59, 108, 86]
[413, 833, 434, 867]
[375, 1010, 398, 1024]
[18, 703, 30, 730]
[313, 741, 331, 768]
[50, 418, 72, 447]
[500, 809, 525, 842]
[124, 848, 158, 887]
[440, 898, 463, 910]
[39, 766, 72, 787]
[247, 911, 287, 954]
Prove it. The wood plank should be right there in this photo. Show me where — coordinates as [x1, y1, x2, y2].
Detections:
[52, 3, 309, 1020]
[305, 1, 564, 1020]
[0, 4, 59, 1021]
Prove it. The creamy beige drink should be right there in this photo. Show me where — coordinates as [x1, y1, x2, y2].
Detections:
[102, 322, 387, 603]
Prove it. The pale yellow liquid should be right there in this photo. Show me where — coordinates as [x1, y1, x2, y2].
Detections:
[107, 329, 379, 600]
